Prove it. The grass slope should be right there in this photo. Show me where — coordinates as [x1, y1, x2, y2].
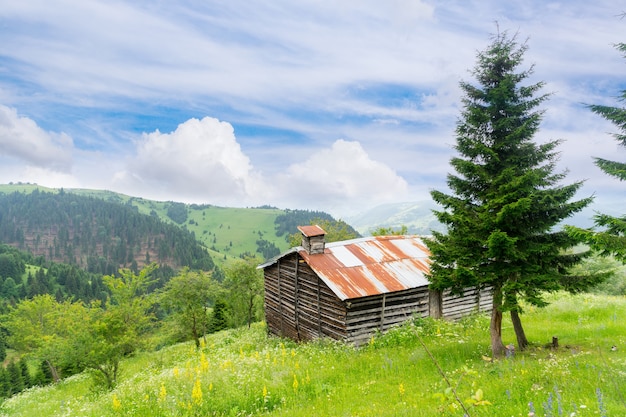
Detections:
[2, 293, 625, 417]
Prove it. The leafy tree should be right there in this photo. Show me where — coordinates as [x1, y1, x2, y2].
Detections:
[566, 42, 626, 263]
[223, 256, 264, 328]
[4, 294, 88, 383]
[161, 268, 221, 348]
[426, 31, 595, 357]
[74, 265, 157, 389]
[371, 225, 409, 236]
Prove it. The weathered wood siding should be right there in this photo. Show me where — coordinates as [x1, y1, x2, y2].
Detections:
[345, 286, 431, 346]
[264, 252, 493, 345]
[441, 287, 492, 320]
[264, 252, 348, 342]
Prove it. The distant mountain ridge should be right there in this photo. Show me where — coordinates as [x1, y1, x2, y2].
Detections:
[346, 201, 443, 236]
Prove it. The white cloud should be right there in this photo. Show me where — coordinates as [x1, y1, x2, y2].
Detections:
[275, 139, 409, 214]
[114, 117, 268, 204]
[0, 104, 73, 172]
[112, 121, 410, 217]
[0, 0, 624, 221]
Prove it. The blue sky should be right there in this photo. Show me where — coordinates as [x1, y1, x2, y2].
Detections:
[0, 0, 624, 223]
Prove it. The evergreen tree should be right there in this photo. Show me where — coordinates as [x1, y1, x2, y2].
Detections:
[7, 360, 24, 395]
[19, 359, 31, 389]
[32, 360, 53, 387]
[567, 43, 626, 263]
[426, 31, 595, 357]
[207, 299, 228, 333]
[0, 330, 6, 362]
[0, 367, 9, 398]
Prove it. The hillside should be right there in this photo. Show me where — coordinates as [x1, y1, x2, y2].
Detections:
[0, 188, 216, 275]
[0, 184, 347, 267]
[1, 293, 624, 416]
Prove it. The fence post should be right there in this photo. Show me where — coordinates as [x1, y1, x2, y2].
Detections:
[429, 289, 442, 319]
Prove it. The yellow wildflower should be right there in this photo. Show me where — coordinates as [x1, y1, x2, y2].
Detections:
[292, 374, 299, 391]
[159, 383, 167, 403]
[192, 379, 203, 405]
[200, 352, 209, 372]
[112, 394, 122, 411]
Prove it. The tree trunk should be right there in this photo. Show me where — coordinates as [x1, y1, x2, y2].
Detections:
[490, 287, 505, 357]
[191, 315, 200, 349]
[46, 359, 60, 383]
[510, 309, 529, 350]
[247, 296, 254, 328]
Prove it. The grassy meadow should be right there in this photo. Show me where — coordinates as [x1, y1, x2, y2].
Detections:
[1, 292, 624, 417]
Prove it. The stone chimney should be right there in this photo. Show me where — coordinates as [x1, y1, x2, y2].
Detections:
[297, 225, 326, 254]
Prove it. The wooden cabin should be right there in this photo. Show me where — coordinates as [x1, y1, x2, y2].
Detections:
[259, 225, 491, 346]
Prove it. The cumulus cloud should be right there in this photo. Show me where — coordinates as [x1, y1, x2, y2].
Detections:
[276, 139, 409, 214]
[114, 117, 268, 204]
[0, 105, 73, 172]
[112, 122, 410, 217]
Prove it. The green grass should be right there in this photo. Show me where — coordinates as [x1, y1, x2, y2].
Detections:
[2, 292, 625, 417]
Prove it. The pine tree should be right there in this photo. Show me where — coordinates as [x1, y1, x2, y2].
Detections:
[19, 359, 31, 389]
[0, 367, 10, 398]
[208, 299, 228, 333]
[7, 360, 24, 395]
[567, 43, 626, 262]
[427, 31, 596, 357]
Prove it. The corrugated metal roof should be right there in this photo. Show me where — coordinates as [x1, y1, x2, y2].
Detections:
[297, 224, 326, 237]
[260, 235, 432, 301]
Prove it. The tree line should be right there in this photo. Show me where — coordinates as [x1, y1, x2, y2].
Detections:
[0, 244, 110, 309]
[0, 190, 217, 275]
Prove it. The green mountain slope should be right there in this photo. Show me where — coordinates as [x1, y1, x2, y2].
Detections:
[0, 187, 216, 274]
[0, 184, 343, 266]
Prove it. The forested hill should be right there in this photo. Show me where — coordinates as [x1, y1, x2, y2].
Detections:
[0, 189, 216, 276]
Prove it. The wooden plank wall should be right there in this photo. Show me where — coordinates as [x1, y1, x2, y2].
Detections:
[265, 252, 493, 346]
[441, 286, 493, 320]
[345, 287, 431, 346]
[264, 252, 348, 342]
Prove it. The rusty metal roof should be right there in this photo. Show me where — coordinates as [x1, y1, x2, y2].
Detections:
[260, 235, 432, 301]
[297, 224, 326, 237]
